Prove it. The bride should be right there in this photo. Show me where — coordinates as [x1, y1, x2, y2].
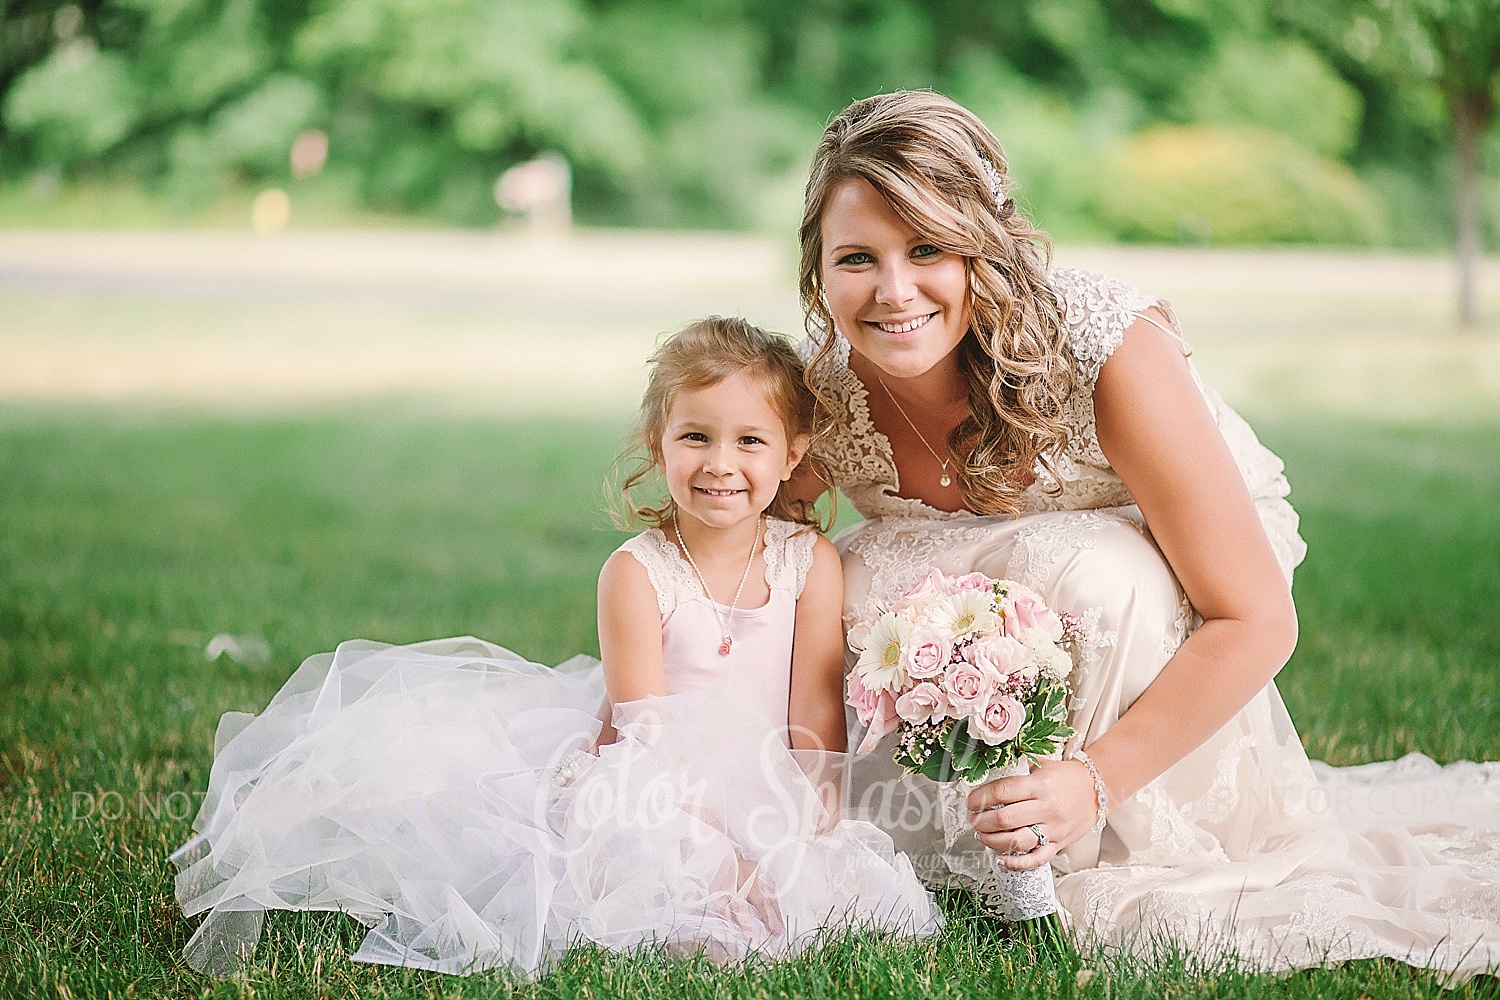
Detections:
[789, 90, 1499, 975]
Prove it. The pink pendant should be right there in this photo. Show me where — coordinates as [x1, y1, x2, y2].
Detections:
[718, 640, 732, 656]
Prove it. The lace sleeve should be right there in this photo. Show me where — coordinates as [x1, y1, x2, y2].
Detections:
[615, 530, 699, 616]
[786, 524, 819, 598]
[1051, 267, 1178, 388]
[798, 330, 882, 494]
[760, 518, 816, 597]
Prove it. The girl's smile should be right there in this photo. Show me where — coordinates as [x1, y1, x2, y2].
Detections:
[659, 369, 807, 536]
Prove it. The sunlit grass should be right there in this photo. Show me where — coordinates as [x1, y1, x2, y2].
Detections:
[1, 410, 1495, 998]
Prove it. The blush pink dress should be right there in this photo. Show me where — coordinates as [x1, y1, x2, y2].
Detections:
[171, 518, 940, 978]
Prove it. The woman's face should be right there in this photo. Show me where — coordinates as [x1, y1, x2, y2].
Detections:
[819, 177, 971, 382]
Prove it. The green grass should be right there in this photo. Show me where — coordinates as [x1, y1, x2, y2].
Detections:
[1, 409, 1497, 999]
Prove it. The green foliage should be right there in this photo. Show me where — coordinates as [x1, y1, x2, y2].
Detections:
[1097, 124, 1388, 245]
[2, 40, 142, 162]
[0, 0, 1496, 240]
[1182, 36, 1364, 158]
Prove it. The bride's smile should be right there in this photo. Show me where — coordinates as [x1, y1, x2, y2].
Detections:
[819, 177, 970, 384]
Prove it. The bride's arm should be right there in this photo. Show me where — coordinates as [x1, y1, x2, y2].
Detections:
[970, 311, 1298, 867]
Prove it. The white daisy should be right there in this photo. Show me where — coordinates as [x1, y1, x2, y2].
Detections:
[854, 613, 911, 692]
[928, 590, 1000, 643]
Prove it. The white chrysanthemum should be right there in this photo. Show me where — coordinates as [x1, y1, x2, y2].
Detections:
[928, 590, 1000, 643]
[855, 613, 911, 692]
[1021, 627, 1073, 680]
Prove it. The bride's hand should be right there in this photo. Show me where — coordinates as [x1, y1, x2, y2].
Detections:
[966, 758, 1100, 871]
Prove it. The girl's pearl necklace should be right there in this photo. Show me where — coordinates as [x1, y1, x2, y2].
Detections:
[673, 516, 762, 656]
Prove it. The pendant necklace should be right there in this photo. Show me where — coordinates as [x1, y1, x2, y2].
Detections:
[877, 376, 956, 488]
[674, 515, 762, 655]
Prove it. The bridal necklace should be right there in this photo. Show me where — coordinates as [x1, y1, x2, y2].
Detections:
[673, 515, 762, 655]
[877, 376, 955, 488]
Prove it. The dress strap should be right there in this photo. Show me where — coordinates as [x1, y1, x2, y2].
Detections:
[1132, 307, 1192, 358]
[762, 518, 818, 597]
[616, 530, 700, 616]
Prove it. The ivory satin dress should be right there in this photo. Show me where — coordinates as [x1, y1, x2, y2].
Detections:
[803, 267, 1500, 976]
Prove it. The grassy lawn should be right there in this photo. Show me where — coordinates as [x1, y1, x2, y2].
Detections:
[1, 409, 1497, 999]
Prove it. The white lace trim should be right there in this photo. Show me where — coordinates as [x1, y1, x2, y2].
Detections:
[616, 519, 811, 616]
[617, 530, 700, 616]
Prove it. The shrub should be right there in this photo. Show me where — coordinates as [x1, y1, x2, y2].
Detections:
[1095, 125, 1387, 246]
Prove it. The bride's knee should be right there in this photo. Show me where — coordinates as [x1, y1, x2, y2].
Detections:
[1045, 519, 1184, 635]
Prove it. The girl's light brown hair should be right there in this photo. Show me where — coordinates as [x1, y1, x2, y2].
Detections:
[613, 316, 830, 531]
[799, 90, 1077, 515]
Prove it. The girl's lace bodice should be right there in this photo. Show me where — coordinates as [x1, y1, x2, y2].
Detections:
[616, 518, 816, 615]
[799, 267, 1306, 576]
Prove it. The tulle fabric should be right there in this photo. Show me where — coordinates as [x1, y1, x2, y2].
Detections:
[172, 637, 941, 978]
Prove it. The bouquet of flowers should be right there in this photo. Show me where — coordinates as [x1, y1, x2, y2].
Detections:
[846, 569, 1083, 777]
[845, 568, 1087, 920]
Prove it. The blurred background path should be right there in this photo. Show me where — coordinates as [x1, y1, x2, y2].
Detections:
[2, 229, 1497, 420]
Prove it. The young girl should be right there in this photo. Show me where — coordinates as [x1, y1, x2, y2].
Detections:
[170, 316, 941, 979]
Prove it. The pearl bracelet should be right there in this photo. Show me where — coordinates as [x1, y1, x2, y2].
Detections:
[1069, 747, 1109, 834]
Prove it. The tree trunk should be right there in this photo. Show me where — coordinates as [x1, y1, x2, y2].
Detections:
[1451, 90, 1490, 329]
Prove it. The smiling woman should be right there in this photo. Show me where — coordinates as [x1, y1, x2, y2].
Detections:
[789, 89, 1500, 979]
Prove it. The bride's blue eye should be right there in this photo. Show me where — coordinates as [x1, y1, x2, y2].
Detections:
[836, 251, 874, 266]
[911, 244, 942, 259]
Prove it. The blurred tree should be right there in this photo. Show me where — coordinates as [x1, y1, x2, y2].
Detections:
[0, 0, 1484, 245]
[1285, 0, 1500, 325]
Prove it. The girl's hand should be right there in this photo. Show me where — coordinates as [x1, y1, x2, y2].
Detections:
[964, 758, 1102, 871]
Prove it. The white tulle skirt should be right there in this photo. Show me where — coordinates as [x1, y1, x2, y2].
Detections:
[171, 637, 942, 978]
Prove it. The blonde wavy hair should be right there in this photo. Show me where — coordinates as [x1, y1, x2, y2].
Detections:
[799, 90, 1078, 516]
[613, 316, 830, 531]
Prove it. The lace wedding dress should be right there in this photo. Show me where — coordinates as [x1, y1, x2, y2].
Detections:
[171, 519, 941, 978]
[801, 267, 1499, 977]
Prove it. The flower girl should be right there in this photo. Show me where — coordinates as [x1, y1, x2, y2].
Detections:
[170, 316, 941, 978]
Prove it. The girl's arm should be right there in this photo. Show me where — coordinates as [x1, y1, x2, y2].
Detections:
[595, 549, 669, 746]
[787, 535, 848, 753]
[970, 310, 1299, 866]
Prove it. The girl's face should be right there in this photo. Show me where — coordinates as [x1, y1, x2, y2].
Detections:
[819, 177, 971, 381]
[660, 369, 808, 533]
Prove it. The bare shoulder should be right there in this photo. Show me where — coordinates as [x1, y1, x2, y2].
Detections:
[1093, 307, 1196, 408]
[797, 533, 843, 608]
[598, 547, 656, 608]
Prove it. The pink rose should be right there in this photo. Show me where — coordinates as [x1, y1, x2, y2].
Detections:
[971, 692, 1026, 745]
[845, 668, 881, 726]
[891, 568, 947, 612]
[941, 660, 996, 714]
[847, 669, 899, 754]
[895, 681, 951, 725]
[1005, 587, 1063, 641]
[949, 572, 993, 594]
[965, 634, 1032, 679]
[902, 626, 952, 680]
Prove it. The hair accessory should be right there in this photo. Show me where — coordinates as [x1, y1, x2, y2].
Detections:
[876, 376, 955, 488]
[976, 154, 1009, 211]
[1069, 747, 1109, 834]
[674, 515, 762, 655]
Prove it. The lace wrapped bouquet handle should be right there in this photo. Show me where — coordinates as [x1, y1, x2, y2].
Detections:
[846, 568, 1087, 919]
